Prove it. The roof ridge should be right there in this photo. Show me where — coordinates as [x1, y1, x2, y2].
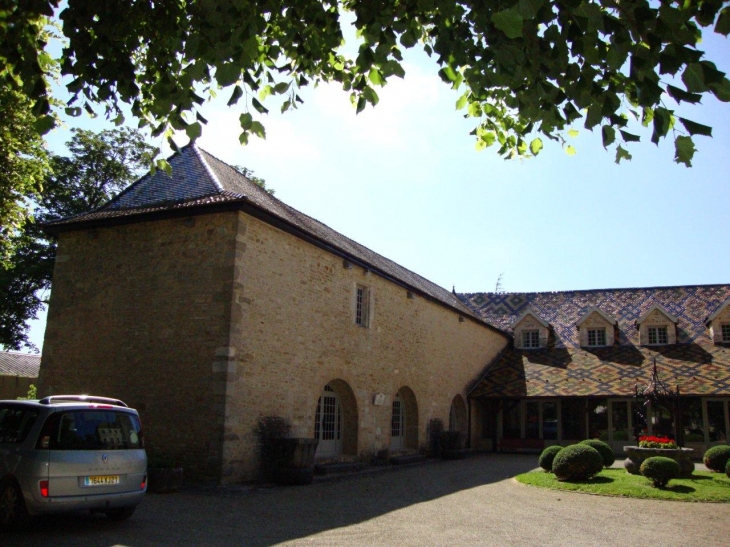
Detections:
[193, 145, 224, 192]
[459, 283, 730, 297]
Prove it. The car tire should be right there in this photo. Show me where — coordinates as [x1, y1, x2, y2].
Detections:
[0, 480, 31, 531]
[105, 506, 136, 521]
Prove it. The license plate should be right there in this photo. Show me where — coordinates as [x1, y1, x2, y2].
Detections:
[84, 475, 120, 486]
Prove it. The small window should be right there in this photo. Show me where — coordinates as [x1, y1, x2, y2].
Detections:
[0, 405, 39, 444]
[648, 326, 668, 345]
[355, 285, 370, 327]
[40, 410, 142, 450]
[722, 324, 730, 342]
[587, 328, 606, 347]
[522, 330, 540, 348]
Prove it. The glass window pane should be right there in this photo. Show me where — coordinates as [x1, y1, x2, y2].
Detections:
[543, 402, 557, 440]
[631, 401, 648, 441]
[682, 397, 704, 442]
[651, 404, 674, 439]
[502, 400, 521, 439]
[561, 399, 584, 440]
[588, 399, 608, 441]
[611, 402, 629, 441]
[707, 401, 727, 442]
[525, 402, 540, 439]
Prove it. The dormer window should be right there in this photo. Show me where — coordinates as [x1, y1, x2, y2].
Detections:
[512, 310, 550, 349]
[587, 328, 606, 347]
[637, 304, 677, 346]
[577, 308, 616, 348]
[706, 299, 730, 344]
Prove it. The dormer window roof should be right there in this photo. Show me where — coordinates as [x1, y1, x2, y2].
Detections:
[706, 299, 730, 344]
[636, 303, 677, 346]
[511, 309, 550, 349]
[576, 308, 617, 348]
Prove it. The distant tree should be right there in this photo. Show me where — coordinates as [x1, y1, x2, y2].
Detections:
[2, 1, 729, 168]
[233, 165, 275, 195]
[495, 273, 505, 293]
[0, 128, 155, 351]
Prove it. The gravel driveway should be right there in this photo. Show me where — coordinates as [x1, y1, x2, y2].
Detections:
[5, 454, 727, 546]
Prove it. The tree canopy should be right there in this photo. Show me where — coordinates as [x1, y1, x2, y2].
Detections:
[0, 128, 154, 351]
[2, 0, 729, 167]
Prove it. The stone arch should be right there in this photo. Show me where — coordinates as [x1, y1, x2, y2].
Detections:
[313, 379, 358, 458]
[391, 386, 419, 450]
[449, 394, 468, 434]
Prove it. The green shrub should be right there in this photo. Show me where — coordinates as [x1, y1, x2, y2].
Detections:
[726, 459, 730, 479]
[703, 444, 730, 473]
[552, 444, 604, 481]
[580, 439, 615, 467]
[685, 433, 704, 442]
[640, 456, 680, 488]
[538, 445, 563, 472]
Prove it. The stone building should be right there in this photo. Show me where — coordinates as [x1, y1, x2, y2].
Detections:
[40, 145, 508, 482]
[0, 351, 40, 399]
[461, 286, 730, 456]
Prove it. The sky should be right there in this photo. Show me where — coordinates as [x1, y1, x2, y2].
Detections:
[22, 19, 730, 352]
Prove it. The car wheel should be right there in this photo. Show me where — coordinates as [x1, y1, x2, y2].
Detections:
[105, 506, 136, 521]
[0, 481, 30, 531]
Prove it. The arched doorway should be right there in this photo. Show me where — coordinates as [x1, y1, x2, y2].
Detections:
[391, 386, 418, 450]
[314, 380, 358, 458]
[449, 394, 468, 433]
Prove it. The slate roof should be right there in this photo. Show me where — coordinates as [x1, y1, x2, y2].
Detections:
[461, 285, 730, 398]
[45, 145, 494, 329]
[0, 352, 41, 378]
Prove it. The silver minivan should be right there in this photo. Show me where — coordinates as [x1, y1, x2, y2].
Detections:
[0, 395, 147, 529]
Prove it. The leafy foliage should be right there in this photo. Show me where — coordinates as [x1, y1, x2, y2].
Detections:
[16, 384, 37, 401]
[639, 456, 680, 488]
[580, 439, 615, 467]
[2, 1, 729, 167]
[703, 444, 730, 472]
[233, 166, 275, 195]
[0, 128, 154, 350]
[552, 444, 604, 481]
[538, 445, 563, 472]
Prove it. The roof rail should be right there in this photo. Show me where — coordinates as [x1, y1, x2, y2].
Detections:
[38, 395, 128, 408]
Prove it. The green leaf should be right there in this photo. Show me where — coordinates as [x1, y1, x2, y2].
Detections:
[709, 78, 730, 102]
[156, 158, 172, 174]
[491, 10, 524, 39]
[356, 96, 367, 114]
[273, 82, 290, 94]
[64, 107, 82, 117]
[529, 137, 543, 155]
[516, 0, 545, 19]
[438, 66, 458, 84]
[716, 8, 730, 36]
[568, 129, 579, 138]
[584, 105, 602, 129]
[619, 130, 641, 143]
[666, 85, 702, 104]
[565, 145, 576, 156]
[455, 94, 468, 111]
[32, 115, 55, 135]
[186, 122, 202, 141]
[678, 117, 712, 137]
[615, 145, 632, 164]
[368, 68, 384, 86]
[400, 30, 418, 48]
[601, 125, 615, 148]
[227, 85, 244, 106]
[651, 108, 672, 145]
[682, 63, 707, 93]
[239, 112, 253, 130]
[250, 121, 266, 139]
[482, 132, 496, 147]
[216, 63, 240, 87]
[251, 97, 269, 114]
[674, 135, 695, 167]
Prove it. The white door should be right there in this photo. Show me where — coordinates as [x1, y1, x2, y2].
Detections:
[391, 393, 405, 450]
[315, 385, 342, 457]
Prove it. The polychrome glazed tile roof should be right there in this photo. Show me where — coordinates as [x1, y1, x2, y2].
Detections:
[462, 286, 730, 398]
[0, 352, 41, 378]
[45, 146, 489, 326]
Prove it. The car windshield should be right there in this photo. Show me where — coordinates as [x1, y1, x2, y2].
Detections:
[43, 410, 142, 450]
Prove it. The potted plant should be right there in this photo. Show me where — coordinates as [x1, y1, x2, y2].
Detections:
[624, 435, 694, 477]
[146, 456, 184, 494]
[440, 431, 469, 459]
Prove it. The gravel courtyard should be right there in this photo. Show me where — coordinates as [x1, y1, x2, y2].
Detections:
[5, 454, 727, 547]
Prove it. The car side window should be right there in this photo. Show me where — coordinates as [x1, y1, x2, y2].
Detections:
[0, 406, 39, 444]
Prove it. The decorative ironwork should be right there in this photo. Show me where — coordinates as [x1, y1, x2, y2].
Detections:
[633, 358, 683, 445]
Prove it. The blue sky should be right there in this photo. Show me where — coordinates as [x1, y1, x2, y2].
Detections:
[25, 23, 730, 351]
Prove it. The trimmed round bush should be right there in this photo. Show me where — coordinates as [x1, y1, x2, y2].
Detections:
[640, 456, 680, 488]
[580, 439, 615, 468]
[704, 444, 730, 472]
[552, 444, 604, 481]
[726, 459, 730, 479]
[538, 445, 563, 472]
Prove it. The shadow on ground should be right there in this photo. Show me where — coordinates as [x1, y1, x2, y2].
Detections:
[3, 454, 536, 547]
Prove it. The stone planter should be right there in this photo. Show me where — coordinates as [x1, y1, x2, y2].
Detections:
[270, 438, 318, 485]
[623, 446, 695, 477]
[147, 467, 184, 493]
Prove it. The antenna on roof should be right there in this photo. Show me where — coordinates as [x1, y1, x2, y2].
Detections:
[452, 285, 456, 294]
[495, 273, 504, 293]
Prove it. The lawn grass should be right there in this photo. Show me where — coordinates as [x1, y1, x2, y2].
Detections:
[515, 468, 730, 502]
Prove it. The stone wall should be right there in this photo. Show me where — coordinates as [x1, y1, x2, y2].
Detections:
[0, 375, 35, 400]
[40, 209, 508, 483]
